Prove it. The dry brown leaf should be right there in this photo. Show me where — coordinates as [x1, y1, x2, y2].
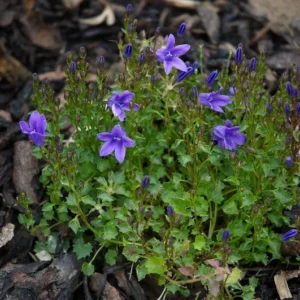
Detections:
[178, 266, 195, 278]
[20, 16, 62, 50]
[79, 5, 115, 26]
[0, 47, 31, 83]
[0, 223, 15, 248]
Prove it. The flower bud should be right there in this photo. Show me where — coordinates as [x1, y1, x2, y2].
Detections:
[296, 102, 300, 116]
[57, 144, 63, 153]
[285, 156, 292, 168]
[179, 87, 185, 97]
[222, 229, 230, 242]
[284, 102, 291, 116]
[286, 81, 294, 98]
[166, 205, 174, 217]
[70, 61, 76, 74]
[79, 46, 86, 58]
[141, 175, 150, 189]
[235, 46, 243, 65]
[266, 102, 273, 114]
[138, 52, 145, 65]
[282, 229, 298, 242]
[206, 70, 218, 86]
[177, 22, 186, 37]
[128, 23, 134, 33]
[98, 56, 105, 68]
[191, 86, 198, 99]
[124, 43, 133, 59]
[126, 4, 133, 14]
[32, 73, 38, 81]
[150, 74, 156, 83]
[249, 57, 256, 72]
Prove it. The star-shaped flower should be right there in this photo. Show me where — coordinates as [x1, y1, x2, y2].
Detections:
[97, 124, 135, 163]
[19, 111, 47, 147]
[212, 120, 246, 150]
[199, 89, 232, 113]
[107, 91, 139, 122]
[156, 34, 190, 75]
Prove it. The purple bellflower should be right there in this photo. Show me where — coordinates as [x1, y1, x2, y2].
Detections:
[222, 229, 230, 242]
[177, 22, 186, 37]
[108, 91, 139, 121]
[97, 124, 135, 163]
[235, 46, 243, 64]
[282, 229, 298, 242]
[286, 81, 294, 98]
[156, 34, 190, 75]
[206, 70, 218, 87]
[177, 62, 198, 83]
[285, 156, 292, 168]
[199, 88, 232, 113]
[212, 120, 246, 150]
[19, 111, 47, 147]
[166, 205, 175, 217]
[141, 175, 150, 189]
[124, 43, 133, 59]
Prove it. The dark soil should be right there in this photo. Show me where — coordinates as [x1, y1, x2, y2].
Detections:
[0, 0, 300, 299]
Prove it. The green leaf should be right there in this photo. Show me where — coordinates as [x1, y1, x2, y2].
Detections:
[193, 236, 206, 250]
[82, 262, 95, 276]
[178, 154, 192, 167]
[136, 263, 148, 281]
[145, 256, 167, 275]
[67, 193, 76, 206]
[105, 249, 117, 265]
[73, 238, 92, 259]
[222, 199, 238, 215]
[225, 267, 244, 286]
[103, 222, 118, 240]
[69, 216, 80, 234]
[274, 190, 292, 204]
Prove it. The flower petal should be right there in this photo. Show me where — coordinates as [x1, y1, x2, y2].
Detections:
[122, 136, 135, 147]
[19, 121, 30, 134]
[163, 61, 173, 74]
[213, 126, 226, 139]
[29, 111, 47, 134]
[224, 138, 236, 150]
[100, 140, 116, 156]
[171, 57, 187, 72]
[133, 103, 140, 111]
[29, 132, 45, 147]
[210, 104, 225, 113]
[97, 132, 112, 141]
[119, 91, 135, 104]
[111, 124, 125, 137]
[118, 111, 126, 122]
[112, 104, 122, 117]
[172, 44, 190, 56]
[166, 34, 175, 50]
[115, 142, 126, 163]
[211, 95, 232, 107]
[199, 93, 210, 105]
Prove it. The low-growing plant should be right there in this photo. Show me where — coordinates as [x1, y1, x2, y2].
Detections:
[17, 7, 300, 299]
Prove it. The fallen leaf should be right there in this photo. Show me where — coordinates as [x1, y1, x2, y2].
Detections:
[178, 266, 195, 278]
[0, 223, 15, 248]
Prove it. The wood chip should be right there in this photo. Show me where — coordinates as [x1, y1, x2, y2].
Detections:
[274, 271, 292, 300]
[0, 223, 14, 248]
[79, 5, 115, 26]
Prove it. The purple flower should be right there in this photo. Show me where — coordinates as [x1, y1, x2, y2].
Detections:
[296, 102, 300, 116]
[97, 124, 135, 163]
[235, 46, 243, 64]
[108, 91, 139, 121]
[286, 81, 294, 98]
[124, 43, 133, 59]
[284, 102, 291, 117]
[141, 176, 150, 189]
[228, 87, 237, 96]
[156, 34, 190, 75]
[19, 111, 47, 147]
[166, 205, 175, 217]
[285, 156, 292, 168]
[176, 62, 198, 83]
[282, 229, 298, 242]
[212, 120, 246, 150]
[70, 61, 76, 74]
[199, 89, 232, 113]
[206, 70, 218, 87]
[177, 22, 186, 37]
[222, 229, 230, 242]
[266, 102, 273, 114]
[249, 57, 256, 72]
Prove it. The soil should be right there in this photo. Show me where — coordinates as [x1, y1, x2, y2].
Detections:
[0, 0, 300, 299]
